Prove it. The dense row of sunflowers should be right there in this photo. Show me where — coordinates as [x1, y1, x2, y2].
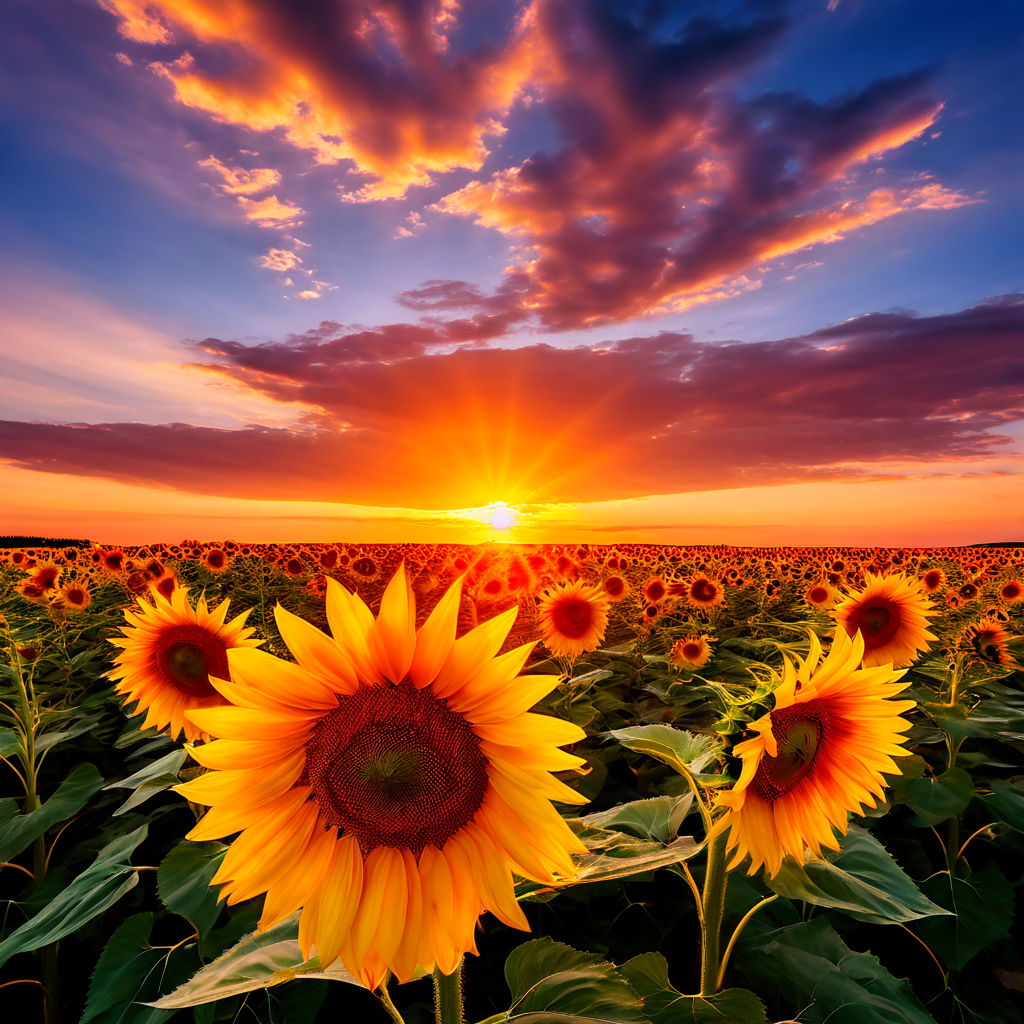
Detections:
[1, 540, 1022, 1023]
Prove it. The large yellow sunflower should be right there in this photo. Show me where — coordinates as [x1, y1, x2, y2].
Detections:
[108, 586, 260, 741]
[716, 628, 915, 877]
[175, 564, 587, 990]
[832, 572, 936, 668]
[535, 579, 610, 658]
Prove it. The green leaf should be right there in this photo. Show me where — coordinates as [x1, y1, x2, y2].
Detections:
[894, 767, 974, 825]
[0, 726, 21, 758]
[620, 952, 768, 1024]
[105, 749, 188, 815]
[984, 778, 1024, 832]
[918, 864, 1015, 970]
[580, 795, 693, 843]
[503, 938, 648, 1023]
[149, 913, 364, 1008]
[158, 840, 227, 939]
[736, 917, 937, 1024]
[765, 827, 951, 926]
[0, 825, 148, 969]
[516, 820, 699, 901]
[0, 762, 105, 863]
[80, 913, 173, 1024]
[34, 713, 105, 754]
[611, 725, 720, 779]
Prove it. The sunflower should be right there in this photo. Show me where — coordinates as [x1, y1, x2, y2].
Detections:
[175, 565, 586, 990]
[536, 579, 610, 658]
[832, 572, 936, 668]
[685, 575, 724, 608]
[716, 628, 915, 877]
[108, 586, 261, 741]
[962, 615, 1017, 667]
[803, 581, 837, 611]
[670, 634, 715, 670]
[921, 568, 945, 594]
[59, 580, 92, 612]
[603, 574, 630, 602]
[999, 579, 1023, 605]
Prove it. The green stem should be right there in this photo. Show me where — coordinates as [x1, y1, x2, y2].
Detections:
[699, 828, 729, 997]
[375, 980, 407, 1024]
[715, 895, 778, 990]
[433, 962, 465, 1024]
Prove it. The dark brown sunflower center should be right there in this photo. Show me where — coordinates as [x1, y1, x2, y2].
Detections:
[154, 624, 228, 698]
[751, 702, 827, 802]
[849, 597, 900, 647]
[552, 598, 594, 639]
[691, 579, 717, 602]
[809, 587, 829, 603]
[304, 680, 488, 855]
[682, 642, 702, 660]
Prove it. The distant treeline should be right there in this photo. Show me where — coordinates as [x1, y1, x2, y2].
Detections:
[0, 536, 92, 548]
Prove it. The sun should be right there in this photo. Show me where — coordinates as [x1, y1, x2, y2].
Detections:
[478, 501, 519, 532]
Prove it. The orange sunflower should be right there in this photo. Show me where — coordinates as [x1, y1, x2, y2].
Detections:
[685, 575, 725, 608]
[962, 615, 1017, 667]
[670, 634, 715, 670]
[108, 586, 260, 741]
[176, 564, 587, 989]
[832, 572, 936, 668]
[716, 628, 915, 877]
[803, 581, 837, 611]
[536, 579, 610, 658]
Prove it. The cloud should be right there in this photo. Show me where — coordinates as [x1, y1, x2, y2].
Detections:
[260, 247, 303, 272]
[100, 0, 545, 201]
[3, 295, 1020, 509]
[435, 2, 965, 329]
[199, 156, 281, 195]
[236, 193, 305, 227]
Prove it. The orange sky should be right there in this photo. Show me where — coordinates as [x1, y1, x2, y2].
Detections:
[4, 463, 1020, 548]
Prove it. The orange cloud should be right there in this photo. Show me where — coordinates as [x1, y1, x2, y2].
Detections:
[101, 0, 548, 201]
[236, 193, 304, 227]
[199, 155, 281, 195]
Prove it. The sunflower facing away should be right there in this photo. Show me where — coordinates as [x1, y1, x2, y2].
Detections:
[716, 627, 915, 877]
[832, 571, 936, 668]
[175, 564, 587, 989]
[108, 585, 261, 741]
[536, 579, 610, 658]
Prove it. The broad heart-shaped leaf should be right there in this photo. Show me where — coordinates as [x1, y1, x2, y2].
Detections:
[620, 953, 768, 1024]
[503, 938, 648, 1023]
[917, 863, 1015, 970]
[580, 795, 693, 843]
[515, 816, 699, 901]
[765, 826, 950, 926]
[149, 912, 364, 1008]
[984, 778, 1024, 832]
[0, 762, 104, 862]
[158, 839, 227, 939]
[80, 913, 173, 1024]
[736, 917, 937, 1024]
[892, 766, 974, 826]
[611, 725, 720, 779]
[924, 685, 1024, 743]
[0, 825, 148, 969]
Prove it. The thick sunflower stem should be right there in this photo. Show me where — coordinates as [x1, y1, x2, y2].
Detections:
[433, 961, 464, 1024]
[699, 829, 730, 997]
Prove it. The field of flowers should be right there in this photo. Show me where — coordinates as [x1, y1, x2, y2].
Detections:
[1, 539, 1022, 1024]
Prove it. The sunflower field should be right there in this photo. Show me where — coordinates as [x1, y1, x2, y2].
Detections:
[1, 539, 1023, 1024]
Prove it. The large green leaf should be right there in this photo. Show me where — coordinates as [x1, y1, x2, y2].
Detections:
[620, 952, 768, 1024]
[765, 827, 950, 926]
[917, 864, 1015, 970]
[80, 913, 173, 1024]
[503, 938, 648, 1023]
[158, 839, 227, 939]
[0, 762, 105, 863]
[0, 825, 148, 969]
[983, 778, 1024, 832]
[149, 912, 363, 1008]
[737, 917, 937, 1024]
[580, 795, 693, 843]
[893, 767, 974, 826]
[610, 725, 720, 779]
[35, 713, 105, 754]
[516, 819, 699, 901]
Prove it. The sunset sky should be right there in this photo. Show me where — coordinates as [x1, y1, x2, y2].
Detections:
[2, 0, 1021, 546]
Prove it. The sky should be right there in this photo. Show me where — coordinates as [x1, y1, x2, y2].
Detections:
[1, 0, 1022, 546]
